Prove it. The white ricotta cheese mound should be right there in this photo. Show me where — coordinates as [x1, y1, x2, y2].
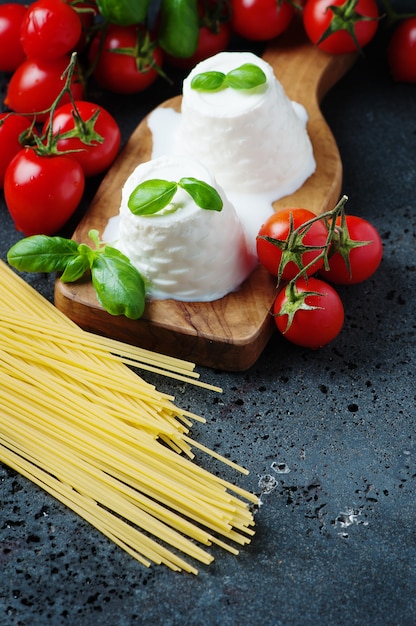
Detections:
[177, 51, 316, 197]
[115, 155, 256, 302]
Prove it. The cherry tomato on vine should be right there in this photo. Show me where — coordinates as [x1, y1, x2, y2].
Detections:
[230, 0, 295, 41]
[4, 56, 84, 121]
[303, 0, 379, 54]
[20, 0, 82, 60]
[256, 208, 328, 280]
[273, 276, 344, 349]
[44, 101, 121, 177]
[320, 214, 382, 284]
[88, 25, 163, 94]
[0, 3, 27, 72]
[0, 113, 33, 188]
[388, 17, 416, 83]
[4, 148, 85, 236]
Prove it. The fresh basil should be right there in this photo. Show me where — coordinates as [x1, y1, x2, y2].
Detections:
[179, 178, 223, 212]
[60, 254, 90, 283]
[7, 235, 79, 273]
[7, 230, 147, 320]
[191, 63, 267, 92]
[226, 63, 267, 90]
[190, 71, 226, 92]
[96, 0, 151, 25]
[91, 251, 146, 320]
[128, 179, 177, 215]
[128, 177, 223, 216]
[158, 0, 199, 58]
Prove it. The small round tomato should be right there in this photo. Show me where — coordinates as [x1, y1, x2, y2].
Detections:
[230, 0, 294, 41]
[4, 56, 84, 121]
[89, 25, 163, 94]
[320, 214, 382, 284]
[256, 208, 328, 280]
[0, 3, 27, 72]
[4, 148, 85, 236]
[20, 0, 82, 60]
[44, 101, 121, 177]
[303, 0, 379, 54]
[166, 22, 231, 68]
[274, 276, 344, 348]
[388, 17, 416, 83]
[0, 113, 33, 188]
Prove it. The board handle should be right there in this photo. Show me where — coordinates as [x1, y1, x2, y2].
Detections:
[263, 18, 357, 216]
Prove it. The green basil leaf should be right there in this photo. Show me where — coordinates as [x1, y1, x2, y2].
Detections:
[60, 254, 91, 283]
[96, 0, 150, 25]
[102, 245, 131, 264]
[158, 0, 199, 58]
[7, 236, 80, 273]
[128, 179, 178, 215]
[91, 254, 146, 319]
[190, 71, 226, 92]
[178, 178, 223, 212]
[225, 63, 267, 90]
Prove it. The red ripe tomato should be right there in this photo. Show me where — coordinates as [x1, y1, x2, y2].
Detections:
[320, 214, 383, 284]
[388, 17, 416, 83]
[20, 0, 82, 60]
[0, 113, 32, 188]
[44, 101, 121, 177]
[166, 22, 231, 69]
[89, 25, 163, 94]
[4, 148, 85, 236]
[273, 276, 344, 348]
[4, 56, 84, 121]
[303, 0, 379, 54]
[0, 3, 27, 72]
[256, 208, 328, 280]
[230, 0, 294, 41]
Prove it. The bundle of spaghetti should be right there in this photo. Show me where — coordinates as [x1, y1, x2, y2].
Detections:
[0, 260, 258, 573]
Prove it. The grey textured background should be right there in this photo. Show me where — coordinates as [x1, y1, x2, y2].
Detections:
[0, 3, 415, 625]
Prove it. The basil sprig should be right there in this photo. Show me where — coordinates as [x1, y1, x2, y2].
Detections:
[7, 230, 146, 320]
[96, 0, 151, 26]
[128, 177, 223, 216]
[191, 63, 267, 92]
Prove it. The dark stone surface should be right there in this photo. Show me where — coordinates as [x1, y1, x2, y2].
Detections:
[0, 8, 415, 626]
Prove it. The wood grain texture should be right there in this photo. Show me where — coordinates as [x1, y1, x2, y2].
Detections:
[54, 21, 357, 371]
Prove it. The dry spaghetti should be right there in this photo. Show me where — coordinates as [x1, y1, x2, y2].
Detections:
[0, 260, 258, 574]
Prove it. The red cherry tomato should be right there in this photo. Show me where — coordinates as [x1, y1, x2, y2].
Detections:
[89, 25, 163, 94]
[274, 276, 344, 348]
[0, 3, 27, 72]
[4, 148, 85, 236]
[0, 113, 33, 188]
[20, 0, 82, 60]
[166, 22, 231, 69]
[388, 17, 416, 83]
[44, 101, 121, 177]
[303, 0, 379, 54]
[230, 0, 294, 41]
[256, 208, 328, 280]
[320, 215, 383, 284]
[4, 56, 84, 121]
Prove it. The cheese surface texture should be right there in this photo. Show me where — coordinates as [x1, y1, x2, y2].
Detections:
[115, 155, 255, 302]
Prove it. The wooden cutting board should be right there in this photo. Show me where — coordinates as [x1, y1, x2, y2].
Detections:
[54, 20, 356, 372]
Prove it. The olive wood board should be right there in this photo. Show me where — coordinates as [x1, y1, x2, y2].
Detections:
[54, 21, 357, 372]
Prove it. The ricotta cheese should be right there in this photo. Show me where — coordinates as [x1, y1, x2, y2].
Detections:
[147, 50, 316, 252]
[177, 51, 316, 196]
[113, 155, 256, 302]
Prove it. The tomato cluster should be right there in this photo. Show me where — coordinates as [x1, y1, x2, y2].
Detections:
[256, 200, 383, 349]
[0, 0, 413, 236]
